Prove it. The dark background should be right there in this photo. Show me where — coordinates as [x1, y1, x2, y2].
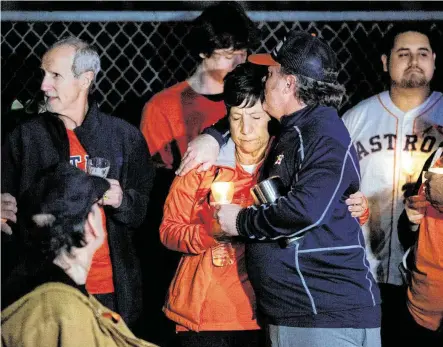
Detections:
[2, 1, 443, 11]
[2, 2, 442, 127]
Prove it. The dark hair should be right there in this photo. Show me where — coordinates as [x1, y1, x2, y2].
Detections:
[381, 22, 437, 58]
[187, 1, 260, 57]
[26, 220, 87, 262]
[223, 62, 267, 109]
[280, 66, 346, 109]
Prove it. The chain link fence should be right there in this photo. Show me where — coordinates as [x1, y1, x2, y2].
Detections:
[1, 18, 442, 125]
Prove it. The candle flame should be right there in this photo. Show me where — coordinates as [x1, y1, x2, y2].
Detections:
[211, 182, 234, 204]
[403, 152, 414, 176]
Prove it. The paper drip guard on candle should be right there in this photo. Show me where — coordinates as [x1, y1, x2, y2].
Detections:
[429, 167, 443, 174]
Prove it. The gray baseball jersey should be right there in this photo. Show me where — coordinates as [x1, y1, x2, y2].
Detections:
[342, 90, 443, 285]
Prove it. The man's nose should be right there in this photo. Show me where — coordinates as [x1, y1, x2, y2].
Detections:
[410, 53, 419, 67]
[40, 76, 52, 92]
[239, 51, 247, 63]
[233, 53, 247, 67]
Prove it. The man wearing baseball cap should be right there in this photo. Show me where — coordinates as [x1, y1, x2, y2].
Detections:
[2, 162, 158, 347]
[202, 30, 382, 346]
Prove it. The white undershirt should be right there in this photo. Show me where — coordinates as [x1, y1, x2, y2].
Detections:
[241, 164, 257, 174]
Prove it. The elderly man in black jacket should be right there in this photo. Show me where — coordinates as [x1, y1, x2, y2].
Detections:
[1, 36, 155, 329]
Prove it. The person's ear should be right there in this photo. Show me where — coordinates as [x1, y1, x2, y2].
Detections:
[79, 71, 94, 91]
[285, 75, 296, 94]
[199, 53, 208, 60]
[381, 54, 389, 73]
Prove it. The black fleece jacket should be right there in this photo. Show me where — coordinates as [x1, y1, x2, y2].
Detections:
[1, 101, 155, 327]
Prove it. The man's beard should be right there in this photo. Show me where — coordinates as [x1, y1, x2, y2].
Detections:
[392, 73, 429, 89]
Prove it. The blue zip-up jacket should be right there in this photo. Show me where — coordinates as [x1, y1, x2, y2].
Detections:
[235, 105, 381, 328]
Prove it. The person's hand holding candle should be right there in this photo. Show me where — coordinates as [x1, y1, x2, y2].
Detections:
[210, 182, 236, 240]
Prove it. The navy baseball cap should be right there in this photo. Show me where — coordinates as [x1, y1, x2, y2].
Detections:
[248, 30, 339, 83]
[20, 162, 110, 228]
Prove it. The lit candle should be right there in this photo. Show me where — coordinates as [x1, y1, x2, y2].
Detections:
[403, 152, 414, 183]
[211, 182, 234, 205]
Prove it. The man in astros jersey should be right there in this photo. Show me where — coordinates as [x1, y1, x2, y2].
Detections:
[341, 23, 443, 346]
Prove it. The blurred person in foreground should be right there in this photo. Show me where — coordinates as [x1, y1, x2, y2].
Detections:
[176, 30, 381, 347]
[397, 144, 443, 347]
[1, 36, 155, 330]
[1, 162, 157, 347]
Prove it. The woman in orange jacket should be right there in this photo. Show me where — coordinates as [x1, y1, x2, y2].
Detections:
[160, 62, 369, 347]
[160, 63, 268, 347]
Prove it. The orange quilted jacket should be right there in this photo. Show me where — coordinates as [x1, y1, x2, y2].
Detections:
[160, 163, 261, 332]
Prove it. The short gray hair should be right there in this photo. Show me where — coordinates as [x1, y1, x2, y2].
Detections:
[48, 36, 101, 80]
